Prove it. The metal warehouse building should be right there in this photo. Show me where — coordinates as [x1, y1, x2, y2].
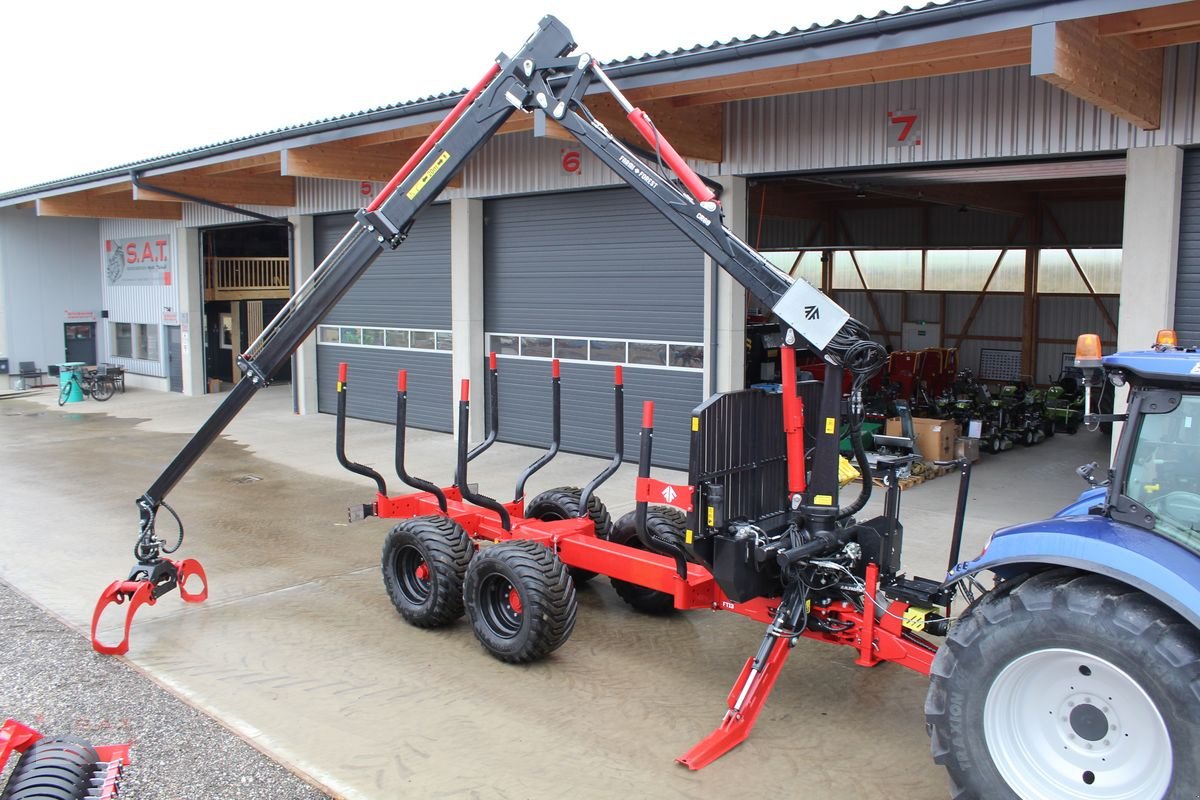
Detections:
[0, 0, 1196, 466]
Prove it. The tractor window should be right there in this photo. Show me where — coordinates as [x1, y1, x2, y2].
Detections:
[1126, 394, 1200, 552]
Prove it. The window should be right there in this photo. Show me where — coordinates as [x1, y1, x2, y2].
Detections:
[112, 322, 159, 360]
[362, 328, 385, 347]
[113, 323, 132, 358]
[1038, 249, 1122, 294]
[833, 250, 922, 291]
[1125, 394, 1200, 552]
[926, 250, 1026, 292]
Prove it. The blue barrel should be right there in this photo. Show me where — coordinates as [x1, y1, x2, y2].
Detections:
[58, 362, 86, 403]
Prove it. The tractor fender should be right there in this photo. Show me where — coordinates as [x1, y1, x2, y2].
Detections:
[1053, 486, 1106, 518]
[947, 515, 1200, 631]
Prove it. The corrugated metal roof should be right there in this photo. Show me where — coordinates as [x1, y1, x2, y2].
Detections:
[0, 0, 1112, 202]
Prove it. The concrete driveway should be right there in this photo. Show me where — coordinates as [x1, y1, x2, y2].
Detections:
[0, 384, 1110, 799]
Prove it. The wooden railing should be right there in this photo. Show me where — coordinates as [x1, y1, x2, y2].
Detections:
[205, 257, 289, 299]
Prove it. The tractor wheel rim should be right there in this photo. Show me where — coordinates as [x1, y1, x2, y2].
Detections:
[479, 574, 522, 638]
[984, 647, 1171, 800]
[395, 546, 431, 604]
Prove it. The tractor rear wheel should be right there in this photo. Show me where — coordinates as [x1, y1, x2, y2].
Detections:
[607, 506, 685, 615]
[1, 736, 99, 800]
[464, 540, 576, 663]
[525, 486, 612, 586]
[381, 515, 473, 628]
[926, 569, 1200, 800]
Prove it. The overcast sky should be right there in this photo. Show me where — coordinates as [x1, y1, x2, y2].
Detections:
[0, 0, 930, 194]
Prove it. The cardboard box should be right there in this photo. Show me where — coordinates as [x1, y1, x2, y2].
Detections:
[207, 378, 223, 393]
[956, 437, 982, 463]
[884, 417, 959, 461]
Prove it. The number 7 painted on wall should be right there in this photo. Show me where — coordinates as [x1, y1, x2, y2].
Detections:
[887, 110, 922, 147]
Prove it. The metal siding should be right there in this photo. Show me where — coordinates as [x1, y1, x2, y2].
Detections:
[907, 293, 942, 322]
[833, 290, 902, 334]
[313, 204, 451, 426]
[317, 345, 452, 432]
[495, 359, 699, 470]
[1177, 148, 1200, 346]
[315, 206, 450, 328]
[465, 132, 721, 199]
[484, 189, 704, 340]
[484, 188, 704, 467]
[726, 46, 1200, 175]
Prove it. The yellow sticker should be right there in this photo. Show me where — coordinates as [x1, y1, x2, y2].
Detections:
[825, 418, 836, 435]
[706, 507, 715, 527]
[406, 150, 451, 200]
[685, 529, 694, 545]
[691, 417, 700, 432]
[903, 606, 935, 632]
[336, 382, 344, 392]
[814, 494, 833, 506]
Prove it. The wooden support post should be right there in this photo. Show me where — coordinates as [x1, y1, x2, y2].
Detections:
[1022, 200, 1041, 383]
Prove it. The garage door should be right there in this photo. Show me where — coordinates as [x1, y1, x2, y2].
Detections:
[484, 188, 705, 468]
[1177, 149, 1200, 346]
[315, 205, 453, 432]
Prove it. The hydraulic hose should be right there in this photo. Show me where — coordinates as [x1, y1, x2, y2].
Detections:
[837, 416, 872, 520]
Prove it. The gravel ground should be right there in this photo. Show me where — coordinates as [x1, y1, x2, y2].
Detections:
[0, 579, 332, 800]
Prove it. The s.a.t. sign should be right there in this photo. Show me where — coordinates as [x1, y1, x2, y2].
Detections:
[104, 236, 173, 286]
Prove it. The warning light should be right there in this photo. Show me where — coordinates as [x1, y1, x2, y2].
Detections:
[1074, 333, 1103, 368]
[1155, 329, 1178, 349]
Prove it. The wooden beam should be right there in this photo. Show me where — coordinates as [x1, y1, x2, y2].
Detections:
[672, 48, 1030, 107]
[37, 192, 182, 220]
[1126, 23, 1200, 49]
[1032, 18, 1162, 130]
[193, 153, 282, 177]
[133, 173, 296, 206]
[583, 96, 723, 162]
[1097, 1, 1200, 36]
[625, 28, 1031, 105]
[282, 140, 419, 182]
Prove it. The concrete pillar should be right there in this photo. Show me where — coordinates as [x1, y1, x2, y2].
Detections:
[704, 175, 748, 396]
[176, 227, 205, 396]
[1119, 145, 1183, 352]
[289, 215, 319, 415]
[451, 198, 485, 440]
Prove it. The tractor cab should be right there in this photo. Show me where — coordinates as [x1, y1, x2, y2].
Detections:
[1090, 331, 1200, 555]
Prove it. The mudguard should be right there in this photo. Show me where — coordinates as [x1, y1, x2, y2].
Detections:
[947, 515, 1200, 630]
[1053, 486, 1106, 518]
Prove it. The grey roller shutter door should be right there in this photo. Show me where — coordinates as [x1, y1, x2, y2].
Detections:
[1178, 150, 1200, 346]
[484, 188, 704, 468]
[314, 206, 452, 431]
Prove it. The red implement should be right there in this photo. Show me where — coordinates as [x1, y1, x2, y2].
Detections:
[91, 558, 208, 655]
[0, 719, 130, 800]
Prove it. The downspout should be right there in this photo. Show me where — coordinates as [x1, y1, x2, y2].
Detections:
[129, 171, 299, 413]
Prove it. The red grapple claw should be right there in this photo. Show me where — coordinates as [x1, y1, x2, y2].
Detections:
[91, 580, 155, 656]
[173, 558, 209, 603]
[90, 557, 209, 655]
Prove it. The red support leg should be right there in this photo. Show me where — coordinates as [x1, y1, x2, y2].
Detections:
[676, 634, 794, 770]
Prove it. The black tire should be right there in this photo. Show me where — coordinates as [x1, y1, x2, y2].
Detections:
[57, 382, 71, 407]
[1022, 429, 1035, 447]
[90, 378, 114, 401]
[1, 736, 98, 800]
[464, 540, 576, 663]
[525, 486, 612, 586]
[607, 506, 685, 615]
[926, 569, 1200, 800]
[381, 515, 473, 628]
[989, 435, 1002, 454]
[1067, 419, 1080, 435]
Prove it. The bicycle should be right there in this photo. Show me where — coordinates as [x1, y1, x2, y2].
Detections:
[58, 367, 115, 406]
